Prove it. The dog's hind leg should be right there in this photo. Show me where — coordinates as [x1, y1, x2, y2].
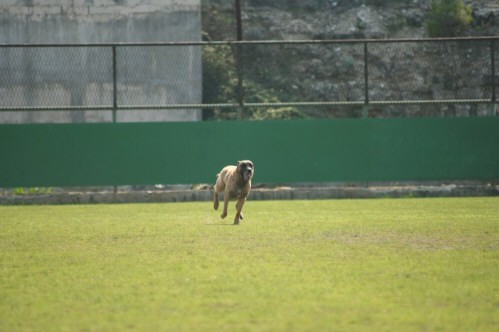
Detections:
[213, 173, 223, 210]
[220, 201, 228, 219]
[213, 191, 219, 210]
[220, 189, 229, 219]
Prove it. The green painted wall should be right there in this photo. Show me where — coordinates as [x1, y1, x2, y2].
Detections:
[1, 117, 498, 187]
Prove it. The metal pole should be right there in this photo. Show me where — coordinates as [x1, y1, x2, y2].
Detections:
[235, 0, 243, 42]
[112, 45, 118, 200]
[491, 39, 496, 116]
[112, 45, 118, 123]
[363, 42, 369, 118]
[235, 0, 244, 119]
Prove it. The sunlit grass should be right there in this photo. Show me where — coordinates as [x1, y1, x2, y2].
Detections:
[1, 198, 497, 331]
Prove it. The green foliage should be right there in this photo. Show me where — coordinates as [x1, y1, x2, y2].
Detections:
[426, 0, 473, 37]
[12, 187, 52, 195]
[201, 44, 239, 120]
[202, 44, 237, 105]
[202, 44, 305, 120]
[1, 198, 497, 331]
[251, 106, 306, 120]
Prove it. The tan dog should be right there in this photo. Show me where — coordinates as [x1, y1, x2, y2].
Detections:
[213, 160, 254, 225]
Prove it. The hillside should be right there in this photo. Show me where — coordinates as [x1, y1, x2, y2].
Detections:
[203, 0, 498, 41]
[202, 1, 499, 119]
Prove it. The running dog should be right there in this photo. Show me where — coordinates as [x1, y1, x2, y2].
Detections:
[213, 160, 254, 225]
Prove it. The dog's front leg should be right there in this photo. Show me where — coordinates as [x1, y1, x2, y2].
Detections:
[236, 198, 245, 220]
[234, 197, 246, 225]
[220, 190, 229, 219]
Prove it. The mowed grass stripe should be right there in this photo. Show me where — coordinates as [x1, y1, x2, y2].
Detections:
[0, 198, 497, 331]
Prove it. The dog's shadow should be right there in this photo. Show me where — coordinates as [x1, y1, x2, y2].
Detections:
[204, 218, 241, 226]
[205, 222, 239, 226]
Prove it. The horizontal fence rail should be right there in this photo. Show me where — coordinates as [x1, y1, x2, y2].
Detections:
[0, 37, 498, 119]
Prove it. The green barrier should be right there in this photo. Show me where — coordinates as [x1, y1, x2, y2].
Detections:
[1, 117, 498, 187]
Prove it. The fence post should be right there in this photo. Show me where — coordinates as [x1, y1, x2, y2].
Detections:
[112, 45, 118, 201]
[112, 45, 118, 123]
[491, 39, 497, 116]
[235, 0, 244, 119]
[362, 41, 369, 118]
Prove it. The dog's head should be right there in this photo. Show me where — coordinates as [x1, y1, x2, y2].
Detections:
[237, 160, 254, 182]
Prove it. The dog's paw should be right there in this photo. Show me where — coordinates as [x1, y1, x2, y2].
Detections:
[239, 213, 244, 220]
[214, 201, 219, 210]
[220, 212, 227, 219]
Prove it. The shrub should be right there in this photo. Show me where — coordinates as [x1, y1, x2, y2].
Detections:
[426, 0, 473, 37]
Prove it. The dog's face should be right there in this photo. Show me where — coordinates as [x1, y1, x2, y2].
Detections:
[237, 160, 254, 182]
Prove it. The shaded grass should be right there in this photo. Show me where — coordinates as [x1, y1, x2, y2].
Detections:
[0, 198, 497, 331]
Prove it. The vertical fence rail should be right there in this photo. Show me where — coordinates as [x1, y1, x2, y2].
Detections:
[363, 42, 369, 117]
[111, 45, 118, 199]
[112, 45, 118, 123]
[235, 0, 244, 119]
[491, 39, 496, 115]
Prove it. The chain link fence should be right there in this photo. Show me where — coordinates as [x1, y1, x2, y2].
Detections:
[229, 37, 498, 119]
[0, 37, 497, 123]
[0, 44, 202, 123]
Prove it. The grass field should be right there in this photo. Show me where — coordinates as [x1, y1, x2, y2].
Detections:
[0, 197, 497, 331]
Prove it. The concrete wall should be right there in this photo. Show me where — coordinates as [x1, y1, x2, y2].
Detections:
[0, 0, 202, 123]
